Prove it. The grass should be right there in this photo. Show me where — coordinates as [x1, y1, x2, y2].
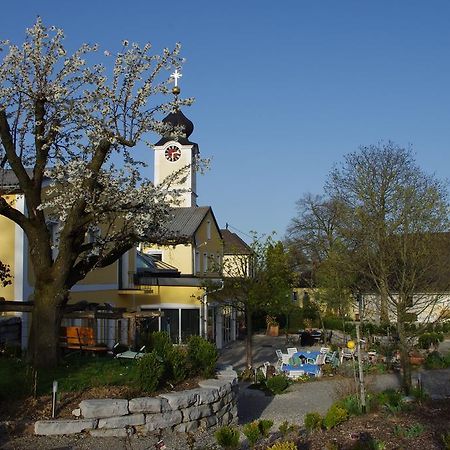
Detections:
[0, 355, 138, 400]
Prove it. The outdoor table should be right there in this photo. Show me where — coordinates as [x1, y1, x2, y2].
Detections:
[290, 350, 320, 366]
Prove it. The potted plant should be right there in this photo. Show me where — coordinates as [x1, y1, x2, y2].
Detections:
[266, 316, 279, 337]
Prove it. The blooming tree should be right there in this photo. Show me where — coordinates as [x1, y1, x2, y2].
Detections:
[0, 260, 11, 287]
[0, 19, 193, 367]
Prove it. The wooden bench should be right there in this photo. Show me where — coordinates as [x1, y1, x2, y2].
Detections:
[60, 326, 108, 353]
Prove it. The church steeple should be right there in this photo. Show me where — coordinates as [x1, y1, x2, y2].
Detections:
[153, 69, 199, 207]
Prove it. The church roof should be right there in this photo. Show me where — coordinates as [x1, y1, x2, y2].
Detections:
[221, 229, 252, 255]
[155, 109, 197, 147]
[159, 206, 221, 243]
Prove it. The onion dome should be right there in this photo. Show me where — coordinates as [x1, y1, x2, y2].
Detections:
[155, 108, 196, 146]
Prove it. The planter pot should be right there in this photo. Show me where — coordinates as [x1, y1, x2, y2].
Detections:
[267, 325, 279, 337]
[409, 356, 424, 365]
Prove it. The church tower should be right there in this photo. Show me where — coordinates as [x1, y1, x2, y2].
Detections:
[154, 70, 199, 207]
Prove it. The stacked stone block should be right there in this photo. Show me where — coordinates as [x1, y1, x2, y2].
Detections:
[34, 367, 238, 436]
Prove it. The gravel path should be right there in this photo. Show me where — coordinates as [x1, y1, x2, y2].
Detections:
[238, 369, 450, 426]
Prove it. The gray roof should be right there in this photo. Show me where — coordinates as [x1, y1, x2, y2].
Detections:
[221, 229, 252, 255]
[0, 168, 48, 192]
[160, 206, 213, 243]
[0, 169, 31, 191]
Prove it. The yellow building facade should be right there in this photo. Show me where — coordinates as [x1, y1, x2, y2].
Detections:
[0, 103, 240, 350]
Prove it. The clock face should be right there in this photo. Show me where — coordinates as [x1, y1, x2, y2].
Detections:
[165, 145, 181, 162]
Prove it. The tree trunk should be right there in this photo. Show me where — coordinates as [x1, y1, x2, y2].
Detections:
[28, 283, 66, 369]
[380, 282, 390, 324]
[245, 307, 253, 369]
[396, 317, 412, 395]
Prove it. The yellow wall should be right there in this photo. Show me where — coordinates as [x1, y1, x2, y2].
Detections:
[223, 254, 250, 278]
[0, 195, 16, 300]
[144, 210, 223, 277]
[79, 262, 118, 285]
[69, 285, 203, 309]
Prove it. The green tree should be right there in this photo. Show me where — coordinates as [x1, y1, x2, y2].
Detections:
[212, 233, 292, 368]
[0, 19, 191, 368]
[327, 142, 450, 393]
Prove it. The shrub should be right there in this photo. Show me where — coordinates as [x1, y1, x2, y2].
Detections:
[410, 385, 429, 402]
[323, 404, 349, 430]
[187, 335, 218, 378]
[441, 431, 450, 450]
[377, 389, 403, 411]
[266, 374, 289, 395]
[149, 331, 173, 356]
[135, 351, 164, 393]
[166, 346, 188, 384]
[243, 421, 261, 448]
[418, 332, 444, 349]
[424, 351, 449, 369]
[338, 394, 362, 416]
[278, 421, 296, 436]
[304, 412, 322, 431]
[214, 426, 240, 449]
[267, 442, 297, 450]
[258, 419, 273, 437]
[394, 423, 425, 438]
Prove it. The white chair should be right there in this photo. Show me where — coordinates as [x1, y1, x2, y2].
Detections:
[287, 347, 298, 356]
[340, 348, 355, 363]
[115, 345, 146, 361]
[275, 349, 291, 370]
[320, 347, 330, 354]
[316, 354, 326, 365]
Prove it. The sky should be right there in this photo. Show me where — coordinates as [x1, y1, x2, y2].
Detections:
[2, 1, 450, 241]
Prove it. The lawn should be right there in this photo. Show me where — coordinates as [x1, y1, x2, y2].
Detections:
[0, 355, 137, 401]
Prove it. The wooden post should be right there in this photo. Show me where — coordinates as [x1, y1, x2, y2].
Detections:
[356, 323, 366, 413]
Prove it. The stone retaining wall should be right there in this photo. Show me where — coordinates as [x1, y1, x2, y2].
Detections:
[34, 367, 238, 437]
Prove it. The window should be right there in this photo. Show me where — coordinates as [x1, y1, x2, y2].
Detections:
[181, 309, 199, 342]
[195, 251, 200, 273]
[203, 253, 208, 273]
[149, 253, 162, 261]
[161, 309, 179, 343]
[206, 220, 211, 240]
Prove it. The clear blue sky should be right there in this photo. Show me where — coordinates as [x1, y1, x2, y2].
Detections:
[2, 1, 450, 240]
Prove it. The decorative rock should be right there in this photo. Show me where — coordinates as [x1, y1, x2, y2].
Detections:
[198, 379, 232, 396]
[159, 391, 197, 410]
[200, 415, 218, 428]
[190, 388, 220, 405]
[98, 413, 145, 429]
[80, 399, 128, 419]
[35, 419, 96, 435]
[217, 369, 238, 379]
[174, 420, 199, 432]
[90, 428, 131, 437]
[144, 410, 183, 431]
[221, 412, 232, 424]
[211, 399, 225, 413]
[181, 404, 212, 422]
[71, 408, 81, 417]
[129, 397, 166, 414]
